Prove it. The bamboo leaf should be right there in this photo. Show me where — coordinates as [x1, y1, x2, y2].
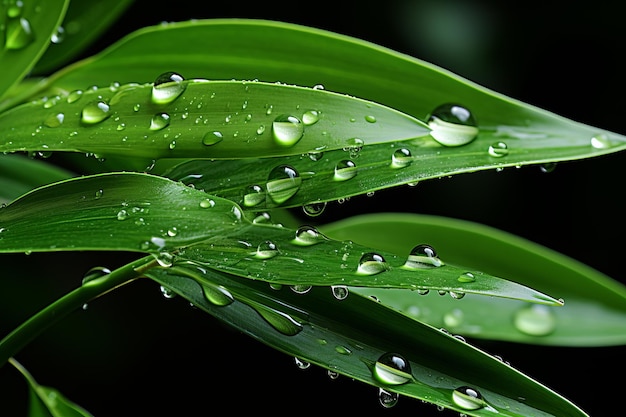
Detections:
[320, 213, 626, 346]
[0, 172, 561, 304]
[0, 0, 69, 103]
[144, 264, 589, 417]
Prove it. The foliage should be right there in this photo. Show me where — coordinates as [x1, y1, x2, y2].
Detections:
[1, 1, 625, 416]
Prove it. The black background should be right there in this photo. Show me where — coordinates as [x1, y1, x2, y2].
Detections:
[1, 0, 625, 416]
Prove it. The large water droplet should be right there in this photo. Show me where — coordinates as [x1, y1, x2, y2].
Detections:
[272, 114, 304, 147]
[151, 72, 186, 105]
[81, 100, 111, 125]
[202, 131, 223, 146]
[458, 272, 476, 283]
[150, 112, 171, 131]
[202, 282, 234, 306]
[5, 17, 34, 50]
[81, 266, 112, 287]
[357, 252, 388, 275]
[293, 225, 327, 246]
[513, 304, 556, 336]
[427, 104, 478, 146]
[390, 148, 412, 169]
[255, 240, 279, 259]
[403, 244, 443, 269]
[302, 110, 320, 125]
[488, 141, 509, 157]
[334, 160, 357, 181]
[242, 184, 266, 207]
[590, 133, 611, 149]
[452, 386, 486, 411]
[373, 352, 412, 385]
[266, 165, 302, 204]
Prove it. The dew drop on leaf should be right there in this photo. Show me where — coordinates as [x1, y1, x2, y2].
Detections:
[266, 164, 302, 204]
[331, 285, 349, 300]
[272, 114, 304, 147]
[202, 282, 234, 306]
[427, 103, 478, 146]
[452, 386, 486, 411]
[242, 184, 266, 207]
[378, 388, 399, 408]
[357, 252, 388, 276]
[513, 304, 556, 336]
[202, 131, 223, 146]
[373, 352, 412, 385]
[81, 100, 111, 125]
[81, 266, 111, 287]
[457, 272, 476, 283]
[302, 110, 320, 125]
[255, 240, 279, 259]
[390, 148, 412, 169]
[590, 133, 611, 149]
[293, 225, 327, 246]
[488, 141, 509, 157]
[333, 159, 357, 181]
[302, 201, 326, 217]
[149, 112, 171, 131]
[402, 244, 443, 269]
[43, 113, 64, 128]
[5, 17, 34, 50]
[151, 71, 186, 105]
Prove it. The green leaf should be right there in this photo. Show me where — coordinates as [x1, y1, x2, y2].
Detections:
[32, 0, 135, 75]
[144, 264, 589, 417]
[9, 357, 94, 417]
[0, 172, 561, 304]
[37, 19, 626, 170]
[0, 79, 429, 159]
[0, 0, 69, 103]
[320, 213, 626, 347]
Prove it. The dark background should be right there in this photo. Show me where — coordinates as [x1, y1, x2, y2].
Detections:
[2, 0, 625, 416]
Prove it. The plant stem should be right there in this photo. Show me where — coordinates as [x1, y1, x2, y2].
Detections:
[0, 255, 158, 367]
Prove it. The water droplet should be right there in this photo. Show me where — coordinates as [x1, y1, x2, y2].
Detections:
[272, 114, 304, 147]
[302, 110, 320, 125]
[167, 227, 178, 237]
[242, 184, 266, 207]
[252, 212, 272, 224]
[151, 71, 186, 105]
[302, 201, 326, 217]
[66, 90, 83, 103]
[116, 209, 128, 221]
[6, 1, 24, 18]
[160, 285, 176, 299]
[458, 272, 476, 283]
[378, 388, 399, 408]
[488, 141, 509, 157]
[50, 26, 65, 44]
[450, 291, 465, 300]
[427, 104, 478, 146]
[331, 285, 349, 300]
[403, 244, 443, 269]
[43, 113, 64, 128]
[150, 112, 171, 131]
[513, 304, 556, 336]
[293, 225, 327, 246]
[390, 148, 412, 169]
[255, 240, 279, 259]
[251, 303, 303, 335]
[202, 131, 223, 146]
[539, 162, 557, 173]
[335, 345, 352, 355]
[290, 284, 312, 294]
[365, 115, 377, 123]
[266, 165, 302, 204]
[591, 133, 611, 149]
[294, 357, 311, 369]
[357, 252, 388, 275]
[344, 138, 364, 158]
[5, 17, 34, 50]
[373, 352, 412, 385]
[199, 198, 215, 208]
[202, 282, 234, 306]
[81, 266, 111, 286]
[334, 160, 357, 181]
[452, 386, 485, 411]
[81, 100, 111, 125]
[156, 252, 174, 267]
[327, 369, 339, 380]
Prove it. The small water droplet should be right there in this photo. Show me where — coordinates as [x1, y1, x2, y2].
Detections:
[331, 285, 349, 300]
[81, 100, 111, 125]
[294, 357, 311, 369]
[590, 133, 611, 149]
[81, 266, 112, 286]
[199, 198, 215, 208]
[156, 252, 174, 267]
[202, 282, 234, 306]
[251, 303, 303, 335]
[255, 240, 279, 259]
[202, 131, 223, 146]
[151, 71, 186, 104]
[539, 162, 557, 173]
[390, 148, 412, 169]
[43, 113, 64, 128]
[327, 369, 339, 380]
[378, 388, 399, 408]
[302, 201, 327, 217]
[272, 114, 304, 147]
[266, 165, 302, 204]
[302, 110, 320, 125]
[6, 1, 24, 18]
[167, 227, 178, 237]
[293, 225, 327, 246]
[452, 386, 486, 411]
[334, 160, 357, 181]
[242, 184, 266, 207]
[116, 209, 128, 221]
[365, 115, 377, 123]
[5, 17, 34, 50]
[252, 212, 272, 224]
[150, 112, 171, 131]
[357, 252, 388, 275]
[344, 138, 364, 158]
[513, 304, 556, 336]
[290, 284, 312, 294]
[335, 345, 352, 355]
[427, 104, 478, 146]
[488, 141, 509, 157]
[66, 90, 83, 103]
[403, 244, 443, 269]
[450, 291, 465, 300]
[373, 352, 412, 385]
[160, 285, 176, 299]
[50, 25, 65, 43]
[458, 272, 475, 283]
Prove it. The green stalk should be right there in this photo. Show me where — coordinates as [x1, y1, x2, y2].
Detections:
[0, 255, 158, 367]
